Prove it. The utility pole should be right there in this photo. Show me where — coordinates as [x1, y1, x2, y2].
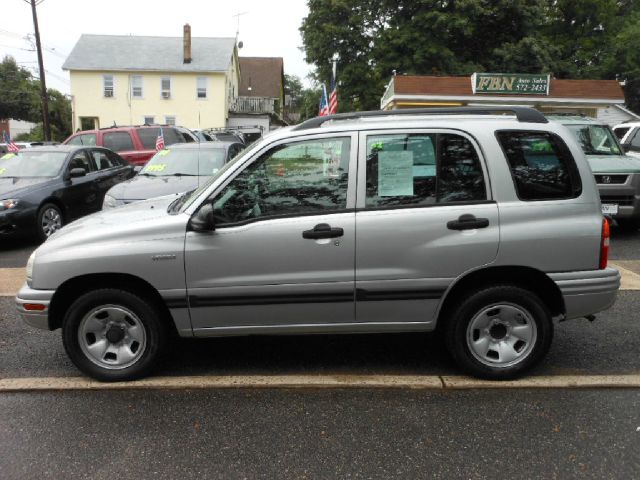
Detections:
[28, 0, 51, 141]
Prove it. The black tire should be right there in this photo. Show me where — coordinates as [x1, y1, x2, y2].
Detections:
[444, 285, 553, 380]
[62, 289, 168, 381]
[36, 203, 63, 242]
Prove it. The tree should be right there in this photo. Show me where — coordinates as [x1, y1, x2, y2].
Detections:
[301, 1, 636, 111]
[0, 56, 40, 122]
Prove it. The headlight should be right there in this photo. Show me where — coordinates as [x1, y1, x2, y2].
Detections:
[26, 251, 36, 286]
[102, 194, 120, 209]
[0, 199, 19, 211]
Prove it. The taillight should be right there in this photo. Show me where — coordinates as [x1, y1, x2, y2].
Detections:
[599, 218, 610, 269]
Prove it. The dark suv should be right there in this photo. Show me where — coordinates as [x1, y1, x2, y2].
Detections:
[64, 126, 196, 166]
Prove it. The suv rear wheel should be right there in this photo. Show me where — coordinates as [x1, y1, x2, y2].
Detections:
[444, 285, 553, 380]
[62, 289, 168, 381]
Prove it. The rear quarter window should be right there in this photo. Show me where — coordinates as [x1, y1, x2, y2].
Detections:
[496, 131, 582, 201]
[136, 127, 184, 149]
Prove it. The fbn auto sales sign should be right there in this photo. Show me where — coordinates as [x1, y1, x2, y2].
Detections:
[472, 73, 550, 95]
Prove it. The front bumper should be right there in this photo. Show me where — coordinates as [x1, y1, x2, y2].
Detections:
[15, 283, 55, 330]
[549, 267, 620, 320]
[597, 177, 640, 219]
[0, 207, 37, 235]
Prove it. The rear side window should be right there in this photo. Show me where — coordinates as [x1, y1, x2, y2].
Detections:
[614, 127, 630, 140]
[67, 134, 96, 146]
[137, 128, 184, 149]
[103, 132, 134, 152]
[497, 131, 582, 201]
[364, 133, 487, 208]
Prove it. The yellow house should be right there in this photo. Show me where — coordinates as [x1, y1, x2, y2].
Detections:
[62, 25, 240, 131]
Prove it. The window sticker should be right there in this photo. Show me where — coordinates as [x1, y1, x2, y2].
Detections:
[158, 149, 170, 157]
[1, 153, 16, 160]
[145, 164, 167, 172]
[0, 167, 6, 174]
[378, 151, 414, 196]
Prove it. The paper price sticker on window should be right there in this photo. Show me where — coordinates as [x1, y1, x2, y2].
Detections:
[145, 164, 167, 172]
[158, 150, 170, 157]
[378, 151, 414, 196]
[0, 168, 6, 175]
[1, 154, 16, 160]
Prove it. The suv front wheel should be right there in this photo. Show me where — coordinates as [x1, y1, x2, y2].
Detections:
[62, 289, 168, 381]
[445, 285, 553, 380]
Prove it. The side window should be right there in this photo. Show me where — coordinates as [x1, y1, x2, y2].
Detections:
[67, 134, 96, 146]
[68, 151, 95, 173]
[211, 137, 351, 225]
[91, 150, 116, 170]
[103, 132, 134, 152]
[106, 151, 124, 166]
[163, 128, 184, 146]
[614, 127, 630, 140]
[365, 133, 486, 208]
[497, 131, 582, 201]
[631, 129, 640, 149]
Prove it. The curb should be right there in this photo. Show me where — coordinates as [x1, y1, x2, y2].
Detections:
[1, 374, 640, 392]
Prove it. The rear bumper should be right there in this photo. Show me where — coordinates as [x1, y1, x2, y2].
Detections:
[549, 267, 620, 320]
[15, 283, 55, 330]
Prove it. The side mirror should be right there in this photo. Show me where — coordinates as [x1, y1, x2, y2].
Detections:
[69, 167, 86, 178]
[189, 203, 216, 232]
[133, 165, 143, 174]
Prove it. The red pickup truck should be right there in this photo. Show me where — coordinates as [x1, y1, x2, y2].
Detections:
[64, 126, 197, 166]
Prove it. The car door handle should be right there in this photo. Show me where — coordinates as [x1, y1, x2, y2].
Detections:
[302, 223, 344, 239]
[447, 214, 489, 230]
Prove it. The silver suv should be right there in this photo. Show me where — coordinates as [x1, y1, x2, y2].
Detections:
[16, 107, 620, 381]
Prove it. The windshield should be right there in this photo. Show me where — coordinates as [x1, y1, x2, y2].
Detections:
[0, 151, 67, 177]
[566, 124, 622, 156]
[141, 147, 226, 176]
[178, 138, 261, 212]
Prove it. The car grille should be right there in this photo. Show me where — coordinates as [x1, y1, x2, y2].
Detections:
[600, 195, 634, 206]
[594, 174, 628, 184]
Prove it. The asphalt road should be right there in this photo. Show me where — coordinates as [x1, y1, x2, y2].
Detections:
[1, 389, 639, 479]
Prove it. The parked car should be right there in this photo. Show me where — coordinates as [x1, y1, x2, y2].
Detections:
[17, 107, 619, 381]
[548, 115, 640, 230]
[192, 129, 215, 142]
[64, 125, 189, 166]
[102, 142, 244, 209]
[0, 145, 134, 240]
[613, 121, 640, 159]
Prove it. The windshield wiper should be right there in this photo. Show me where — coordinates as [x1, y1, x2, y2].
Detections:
[166, 173, 197, 176]
[138, 172, 156, 177]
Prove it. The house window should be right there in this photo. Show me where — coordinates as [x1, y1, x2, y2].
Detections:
[143, 116, 155, 125]
[131, 75, 143, 98]
[103, 75, 114, 97]
[165, 116, 176, 126]
[161, 77, 171, 99]
[197, 76, 207, 99]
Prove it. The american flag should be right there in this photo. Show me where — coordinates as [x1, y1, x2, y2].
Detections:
[328, 70, 338, 115]
[155, 127, 165, 151]
[3, 131, 19, 153]
[318, 84, 330, 117]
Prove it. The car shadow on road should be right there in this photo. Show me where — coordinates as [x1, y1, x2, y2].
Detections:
[161, 331, 454, 377]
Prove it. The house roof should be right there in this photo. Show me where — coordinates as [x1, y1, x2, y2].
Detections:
[238, 57, 284, 98]
[392, 75, 625, 100]
[62, 34, 236, 72]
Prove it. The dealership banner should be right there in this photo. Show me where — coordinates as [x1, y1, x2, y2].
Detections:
[472, 73, 550, 95]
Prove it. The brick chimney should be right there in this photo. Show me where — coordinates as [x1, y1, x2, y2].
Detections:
[183, 24, 192, 64]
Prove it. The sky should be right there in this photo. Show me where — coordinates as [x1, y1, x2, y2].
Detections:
[1, 0, 314, 94]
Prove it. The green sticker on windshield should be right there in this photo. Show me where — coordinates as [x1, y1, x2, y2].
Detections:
[158, 149, 170, 157]
[0, 168, 5, 174]
[1, 153, 15, 160]
[145, 164, 167, 172]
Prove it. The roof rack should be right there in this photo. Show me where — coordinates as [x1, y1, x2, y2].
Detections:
[292, 106, 548, 131]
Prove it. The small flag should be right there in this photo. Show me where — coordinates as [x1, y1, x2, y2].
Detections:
[155, 127, 165, 151]
[329, 65, 338, 115]
[318, 84, 330, 117]
[3, 131, 19, 153]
